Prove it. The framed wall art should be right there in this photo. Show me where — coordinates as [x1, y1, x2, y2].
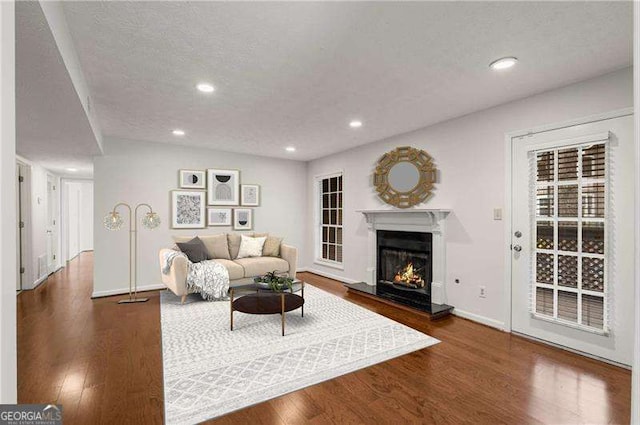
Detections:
[208, 169, 240, 205]
[240, 184, 260, 206]
[207, 208, 232, 226]
[233, 208, 253, 230]
[179, 169, 206, 189]
[171, 190, 206, 228]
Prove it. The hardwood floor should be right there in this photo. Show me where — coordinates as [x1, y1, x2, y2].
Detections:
[18, 252, 631, 424]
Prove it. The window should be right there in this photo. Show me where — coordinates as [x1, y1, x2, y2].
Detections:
[533, 142, 607, 332]
[317, 173, 343, 265]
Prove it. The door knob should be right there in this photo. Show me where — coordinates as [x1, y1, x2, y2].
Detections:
[513, 245, 522, 252]
[514, 231, 522, 238]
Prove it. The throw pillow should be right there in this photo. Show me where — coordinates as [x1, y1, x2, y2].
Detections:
[199, 234, 231, 260]
[227, 233, 242, 259]
[262, 236, 283, 257]
[236, 235, 267, 259]
[176, 237, 209, 263]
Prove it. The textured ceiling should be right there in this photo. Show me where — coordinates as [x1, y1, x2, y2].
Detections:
[16, 1, 99, 178]
[59, 1, 632, 161]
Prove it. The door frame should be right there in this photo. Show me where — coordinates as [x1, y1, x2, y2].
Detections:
[503, 107, 634, 333]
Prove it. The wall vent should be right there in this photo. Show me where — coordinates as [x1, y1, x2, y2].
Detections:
[38, 254, 48, 279]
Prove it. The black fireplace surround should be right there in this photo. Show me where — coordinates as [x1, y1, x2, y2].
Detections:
[376, 230, 433, 312]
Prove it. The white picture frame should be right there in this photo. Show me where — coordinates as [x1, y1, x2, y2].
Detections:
[207, 169, 240, 205]
[241, 184, 260, 206]
[207, 208, 232, 226]
[233, 208, 253, 230]
[179, 169, 206, 189]
[171, 190, 206, 229]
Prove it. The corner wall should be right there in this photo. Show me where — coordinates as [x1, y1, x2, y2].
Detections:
[0, 0, 17, 403]
[93, 138, 308, 297]
[306, 67, 633, 328]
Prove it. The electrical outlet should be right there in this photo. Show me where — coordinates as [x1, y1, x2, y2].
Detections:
[479, 285, 486, 298]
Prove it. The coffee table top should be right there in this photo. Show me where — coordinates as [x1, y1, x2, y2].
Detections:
[232, 292, 304, 315]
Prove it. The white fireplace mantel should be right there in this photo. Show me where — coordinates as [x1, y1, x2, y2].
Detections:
[358, 209, 451, 232]
[358, 209, 451, 304]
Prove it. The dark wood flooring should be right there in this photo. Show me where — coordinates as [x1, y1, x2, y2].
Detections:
[17, 252, 631, 424]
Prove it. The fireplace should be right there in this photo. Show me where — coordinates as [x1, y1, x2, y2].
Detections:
[376, 230, 432, 312]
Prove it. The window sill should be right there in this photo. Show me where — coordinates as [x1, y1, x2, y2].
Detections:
[314, 259, 344, 271]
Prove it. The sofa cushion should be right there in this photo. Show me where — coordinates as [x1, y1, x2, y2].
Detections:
[227, 233, 242, 259]
[262, 236, 283, 257]
[252, 233, 282, 257]
[172, 234, 231, 260]
[200, 235, 231, 260]
[213, 259, 245, 280]
[233, 257, 290, 278]
[175, 237, 208, 263]
[237, 235, 267, 259]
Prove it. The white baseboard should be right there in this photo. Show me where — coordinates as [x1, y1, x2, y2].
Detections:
[91, 283, 167, 299]
[298, 268, 360, 284]
[28, 275, 48, 290]
[452, 308, 506, 331]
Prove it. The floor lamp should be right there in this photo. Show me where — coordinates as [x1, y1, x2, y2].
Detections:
[104, 202, 161, 304]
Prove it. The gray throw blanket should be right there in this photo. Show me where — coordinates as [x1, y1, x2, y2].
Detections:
[161, 251, 230, 301]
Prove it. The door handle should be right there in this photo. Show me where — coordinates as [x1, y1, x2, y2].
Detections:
[513, 245, 522, 252]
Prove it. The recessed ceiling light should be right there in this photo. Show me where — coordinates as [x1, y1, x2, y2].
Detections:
[349, 120, 363, 128]
[489, 57, 518, 70]
[66, 168, 77, 172]
[196, 83, 215, 93]
[285, 146, 296, 152]
[172, 129, 185, 136]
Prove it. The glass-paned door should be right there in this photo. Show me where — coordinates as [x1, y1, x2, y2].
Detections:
[533, 143, 606, 331]
[510, 113, 634, 366]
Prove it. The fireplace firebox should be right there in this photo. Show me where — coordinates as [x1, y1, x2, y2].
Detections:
[376, 230, 432, 312]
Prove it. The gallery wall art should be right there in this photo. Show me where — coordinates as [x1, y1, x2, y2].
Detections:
[207, 208, 232, 226]
[179, 169, 206, 189]
[208, 169, 239, 205]
[171, 168, 261, 230]
[233, 208, 253, 230]
[241, 184, 260, 206]
[171, 190, 206, 228]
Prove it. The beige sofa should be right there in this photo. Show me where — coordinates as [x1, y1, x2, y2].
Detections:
[159, 233, 298, 303]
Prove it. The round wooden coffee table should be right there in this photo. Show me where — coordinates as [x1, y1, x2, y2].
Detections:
[230, 290, 304, 336]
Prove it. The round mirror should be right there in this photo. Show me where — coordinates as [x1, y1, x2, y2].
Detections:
[388, 161, 420, 193]
[373, 146, 437, 208]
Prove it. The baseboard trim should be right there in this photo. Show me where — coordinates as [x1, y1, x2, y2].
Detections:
[512, 331, 631, 369]
[91, 284, 167, 299]
[452, 308, 506, 331]
[298, 268, 360, 284]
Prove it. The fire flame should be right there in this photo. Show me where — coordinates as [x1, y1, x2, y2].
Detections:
[393, 262, 424, 287]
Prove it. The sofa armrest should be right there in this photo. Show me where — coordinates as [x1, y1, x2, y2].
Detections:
[280, 244, 298, 279]
[159, 249, 189, 296]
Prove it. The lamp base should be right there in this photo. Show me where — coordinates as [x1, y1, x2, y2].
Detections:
[118, 297, 149, 304]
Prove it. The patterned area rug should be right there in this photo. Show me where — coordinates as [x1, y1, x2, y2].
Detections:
[160, 284, 439, 424]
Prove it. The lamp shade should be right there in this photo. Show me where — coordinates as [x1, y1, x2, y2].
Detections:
[142, 212, 161, 229]
[103, 211, 124, 230]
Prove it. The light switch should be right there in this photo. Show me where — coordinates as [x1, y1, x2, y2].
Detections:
[493, 208, 502, 220]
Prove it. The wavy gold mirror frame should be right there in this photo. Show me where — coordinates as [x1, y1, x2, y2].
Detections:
[373, 146, 437, 208]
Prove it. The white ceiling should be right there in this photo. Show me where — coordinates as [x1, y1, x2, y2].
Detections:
[16, 1, 100, 178]
[51, 2, 635, 161]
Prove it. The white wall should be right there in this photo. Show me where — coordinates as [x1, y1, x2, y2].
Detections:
[93, 138, 308, 297]
[62, 180, 94, 261]
[306, 67, 633, 328]
[631, 2, 639, 422]
[79, 182, 93, 252]
[0, 0, 17, 403]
